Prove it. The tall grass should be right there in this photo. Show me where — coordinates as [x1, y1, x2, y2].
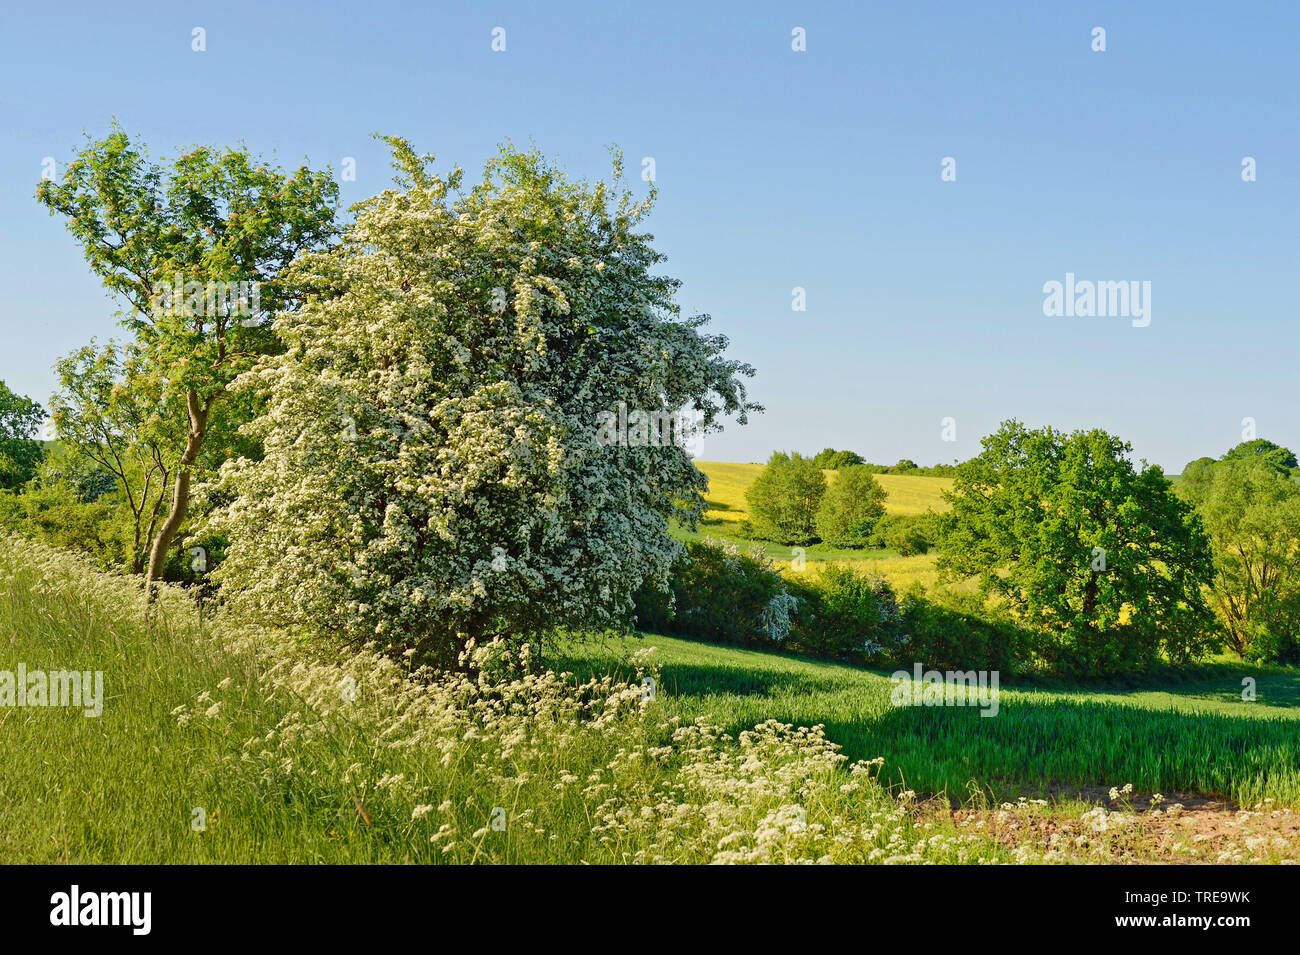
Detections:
[0, 537, 1013, 864]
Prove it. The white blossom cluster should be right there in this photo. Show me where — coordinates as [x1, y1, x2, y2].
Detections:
[206, 140, 757, 661]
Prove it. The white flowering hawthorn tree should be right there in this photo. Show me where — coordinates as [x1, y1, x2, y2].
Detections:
[210, 139, 758, 664]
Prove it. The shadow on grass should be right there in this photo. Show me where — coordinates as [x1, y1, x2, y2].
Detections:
[554, 632, 1300, 806]
[997, 661, 1300, 711]
[837, 693, 1300, 805]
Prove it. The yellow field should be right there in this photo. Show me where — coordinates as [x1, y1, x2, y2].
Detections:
[688, 462, 953, 590]
[693, 461, 952, 521]
[786, 554, 943, 590]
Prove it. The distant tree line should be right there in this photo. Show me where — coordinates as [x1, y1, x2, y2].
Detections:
[810, 447, 959, 476]
[743, 451, 938, 555]
[729, 426, 1300, 674]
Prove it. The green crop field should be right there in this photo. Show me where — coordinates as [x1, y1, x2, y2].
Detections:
[557, 632, 1300, 811]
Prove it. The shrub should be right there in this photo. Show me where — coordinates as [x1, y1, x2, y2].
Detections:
[790, 563, 900, 660]
[815, 466, 887, 548]
[634, 539, 793, 646]
[872, 514, 935, 556]
[211, 141, 758, 666]
[0, 482, 121, 568]
[811, 448, 866, 469]
[895, 585, 1026, 673]
[1239, 589, 1300, 666]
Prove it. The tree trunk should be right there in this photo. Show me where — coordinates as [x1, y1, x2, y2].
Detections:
[1082, 572, 1099, 616]
[146, 391, 210, 599]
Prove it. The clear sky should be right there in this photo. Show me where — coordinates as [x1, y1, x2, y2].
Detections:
[2, 0, 1296, 471]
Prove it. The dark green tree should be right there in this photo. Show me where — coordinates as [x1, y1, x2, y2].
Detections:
[0, 382, 45, 490]
[938, 420, 1216, 676]
[1221, 439, 1298, 476]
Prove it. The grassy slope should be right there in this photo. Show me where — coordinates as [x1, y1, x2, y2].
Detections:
[555, 633, 1300, 809]
[0, 539, 1018, 865]
[4, 537, 1300, 865]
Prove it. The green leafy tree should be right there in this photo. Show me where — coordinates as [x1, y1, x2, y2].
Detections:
[938, 420, 1215, 676]
[811, 447, 837, 468]
[814, 465, 887, 547]
[873, 513, 935, 556]
[1178, 456, 1217, 485]
[0, 382, 44, 490]
[811, 447, 865, 469]
[1178, 456, 1300, 662]
[745, 452, 826, 544]
[49, 342, 181, 573]
[36, 127, 338, 590]
[1221, 439, 1298, 476]
[209, 140, 758, 664]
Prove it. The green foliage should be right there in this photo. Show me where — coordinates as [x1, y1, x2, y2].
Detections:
[1178, 455, 1300, 663]
[1222, 439, 1298, 476]
[0, 479, 121, 568]
[36, 126, 339, 582]
[0, 382, 45, 491]
[635, 540, 789, 645]
[39, 444, 119, 503]
[939, 420, 1216, 677]
[852, 459, 959, 477]
[789, 563, 900, 659]
[744, 451, 825, 544]
[1244, 604, 1300, 666]
[872, 513, 937, 556]
[50, 342, 182, 573]
[814, 465, 887, 548]
[896, 585, 1026, 673]
[811, 447, 865, 469]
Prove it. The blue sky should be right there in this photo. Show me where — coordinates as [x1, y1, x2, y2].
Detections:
[2, 0, 1296, 471]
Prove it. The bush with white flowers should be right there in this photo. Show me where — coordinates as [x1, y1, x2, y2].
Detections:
[209, 139, 757, 663]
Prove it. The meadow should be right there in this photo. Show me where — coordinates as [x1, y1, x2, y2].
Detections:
[4, 533, 1298, 864]
[556, 633, 1300, 810]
